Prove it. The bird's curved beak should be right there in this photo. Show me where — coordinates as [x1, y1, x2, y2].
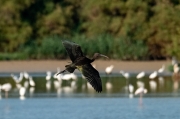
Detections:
[99, 54, 109, 59]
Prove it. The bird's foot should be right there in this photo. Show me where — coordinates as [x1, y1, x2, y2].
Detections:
[56, 70, 66, 75]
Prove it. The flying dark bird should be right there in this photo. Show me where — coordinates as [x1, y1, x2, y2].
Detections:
[57, 40, 109, 92]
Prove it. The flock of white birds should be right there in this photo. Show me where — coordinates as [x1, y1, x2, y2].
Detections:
[105, 64, 166, 98]
[0, 61, 179, 101]
[104, 63, 179, 105]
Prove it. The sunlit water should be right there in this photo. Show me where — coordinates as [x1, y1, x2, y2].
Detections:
[0, 76, 180, 119]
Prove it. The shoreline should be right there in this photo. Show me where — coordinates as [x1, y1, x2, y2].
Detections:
[0, 60, 172, 73]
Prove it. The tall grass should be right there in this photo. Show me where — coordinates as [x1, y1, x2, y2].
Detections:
[0, 34, 148, 60]
[0, 53, 27, 60]
[72, 34, 114, 58]
[39, 36, 66, 59]
[69, 34, 148, 60]
[114, 36, 148, 60]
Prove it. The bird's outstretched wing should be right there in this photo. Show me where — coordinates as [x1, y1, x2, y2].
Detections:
[62, 40, 84, 62]
[80, 64, 102, 92]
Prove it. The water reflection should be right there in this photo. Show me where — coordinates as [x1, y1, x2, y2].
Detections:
[128, 84, 134, 98]
[0, 75, 180, 98]
[172, 74, 180, 92]
[106, 81, 113, 93]
[149, 80, 157, 92]
[19, 87, 26, 100]
[29, 87, 35, 97]
[158, 77, 164, 88]
[46, 80, 51, 92]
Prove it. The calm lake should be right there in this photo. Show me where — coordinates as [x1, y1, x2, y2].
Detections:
[0, 97, 180, 119]
[0, 76, 180, 119]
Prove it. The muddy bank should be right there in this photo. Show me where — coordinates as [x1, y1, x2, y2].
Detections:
[0, 60, 171, 73]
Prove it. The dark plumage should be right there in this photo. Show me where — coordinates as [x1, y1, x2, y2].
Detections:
[57, 40, 109, 92]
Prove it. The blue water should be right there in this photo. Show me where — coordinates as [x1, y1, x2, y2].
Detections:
[0, 75, 180, 119]
[0, 97, 180, 119]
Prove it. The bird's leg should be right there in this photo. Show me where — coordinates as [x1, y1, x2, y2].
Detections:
[56, 70, 67, 75]
[139, 93, 143, 106]
[0, 90, 1, 99]
[5, 91, 8, 99]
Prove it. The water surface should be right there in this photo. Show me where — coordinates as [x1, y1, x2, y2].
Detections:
[0, 76, 179, 98]
[0, 76, 180, 119]
[0, 97, 180, 119]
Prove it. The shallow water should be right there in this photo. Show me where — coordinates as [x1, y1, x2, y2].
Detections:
[0, 97, 180, 119]
[0, 76, 180, 119]
[0, 76, 180, 98]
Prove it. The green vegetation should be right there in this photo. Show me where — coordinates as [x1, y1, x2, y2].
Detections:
[0, 0, 180, 60]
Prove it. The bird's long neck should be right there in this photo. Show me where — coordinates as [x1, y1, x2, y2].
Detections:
[91, 54, 99, 62]
[90, 59, 95, 63]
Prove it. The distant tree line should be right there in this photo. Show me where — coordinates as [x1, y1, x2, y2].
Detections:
[0, 0, 180, 60]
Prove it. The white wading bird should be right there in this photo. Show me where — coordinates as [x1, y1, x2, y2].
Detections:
[11, 72, 24, 84]
[105, 65, 114, 75]
[149, 71, 157, 92]
[135, 87, 147, 105]
[29, 76, 35, 87]
[53, 67, 62, 81]
[1, 83, 12, 98]
[136, 71, 145, 79]
[23, 71, 29, 79]
[149, 71, 158, 79]
[173, 63, 179, 74]
[120, 70, 130, 79]
[46, 71, 52, 81]
[158, 65, 165, 73]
